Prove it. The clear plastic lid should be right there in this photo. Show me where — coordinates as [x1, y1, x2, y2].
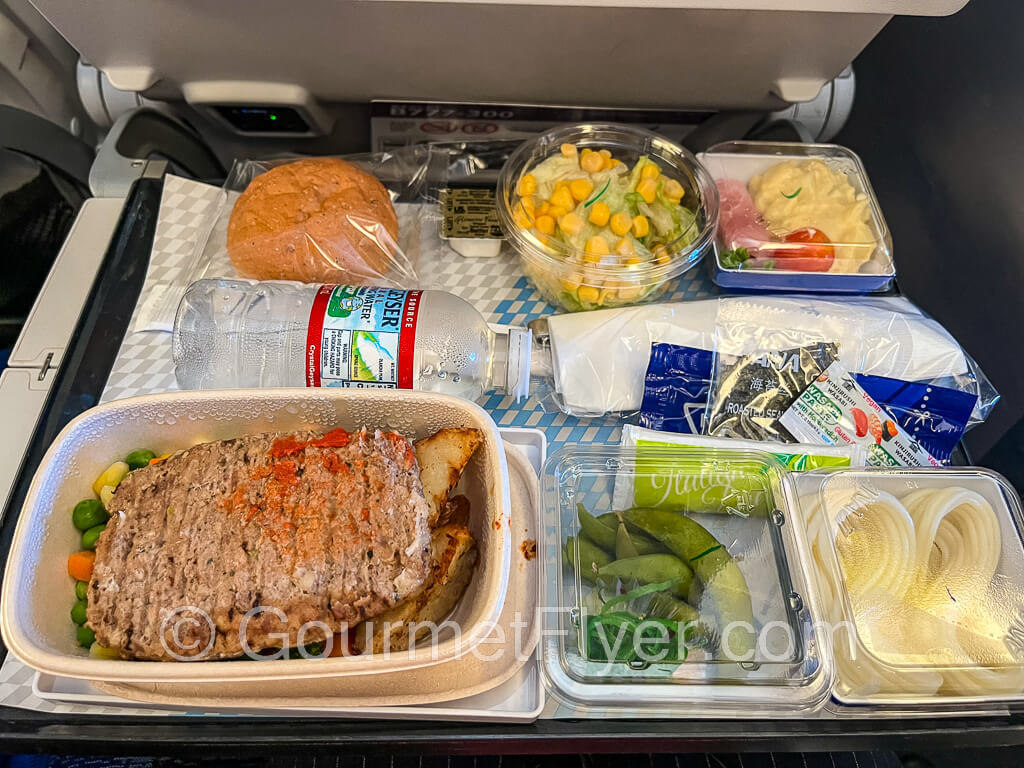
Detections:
[798, 467, 1024, 706]
[699, 141, 892, 278]
[497, 124, 719, 312]
[540, 445, 833, 713]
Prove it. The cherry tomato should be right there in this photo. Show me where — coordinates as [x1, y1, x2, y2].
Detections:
[758, 228, 835, 272]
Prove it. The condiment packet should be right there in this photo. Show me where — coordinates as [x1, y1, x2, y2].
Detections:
[780, 361, 942, 467]
[614, 424, 863, 512]
[705, 342, 840, 443]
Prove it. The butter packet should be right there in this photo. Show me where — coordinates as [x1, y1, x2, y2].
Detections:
[779, 360, 942, 468]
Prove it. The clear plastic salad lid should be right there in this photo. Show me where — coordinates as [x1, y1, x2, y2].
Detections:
[797, 467, 1024, 706]
[699, 142, 892, 277]
[540, 445, 834, 713]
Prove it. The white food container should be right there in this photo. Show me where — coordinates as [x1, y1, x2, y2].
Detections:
[1, 389, 512, 683]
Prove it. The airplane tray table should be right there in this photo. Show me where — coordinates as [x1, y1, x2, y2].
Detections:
[0, 175, 1019, 755]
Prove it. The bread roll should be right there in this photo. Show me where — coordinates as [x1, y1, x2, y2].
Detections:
[227, 157, 400, 283]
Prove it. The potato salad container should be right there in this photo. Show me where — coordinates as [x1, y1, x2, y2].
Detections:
[699, 141, 893, 293]
[797, 467, 1024, 709]
[539, 444, 834, 715]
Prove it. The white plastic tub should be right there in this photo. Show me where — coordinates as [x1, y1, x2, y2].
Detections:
[1, 389, 511, 683]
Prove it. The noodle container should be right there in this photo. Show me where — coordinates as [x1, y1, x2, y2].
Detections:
[795, 467, 1024, 708]
[698, 142, 894, 294]
[1, 389, 512, 683]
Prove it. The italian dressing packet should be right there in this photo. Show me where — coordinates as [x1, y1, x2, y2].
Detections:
[780, 361, 942, 467]
[613, 424, 863, 512]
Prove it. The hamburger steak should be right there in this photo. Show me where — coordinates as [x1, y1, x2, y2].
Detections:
[86, 428, 431, 660]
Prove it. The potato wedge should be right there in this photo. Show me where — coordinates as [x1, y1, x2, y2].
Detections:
[353, 524, 477, 654]
[414, 428, 483, 527]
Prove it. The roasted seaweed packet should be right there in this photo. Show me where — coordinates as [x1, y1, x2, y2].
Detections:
[704, 342, 840, 442]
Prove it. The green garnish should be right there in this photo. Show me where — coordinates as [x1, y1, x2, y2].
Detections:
[689, 544, 723, 563]
[719, 247, 751, 270]
[601, 578, 680, 615]
[584, 179, 610, 208]
[782, 187, 802, 199]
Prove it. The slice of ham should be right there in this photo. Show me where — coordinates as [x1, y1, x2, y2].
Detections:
[716, 178, 775, 253]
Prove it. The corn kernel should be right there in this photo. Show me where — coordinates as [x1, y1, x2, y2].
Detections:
[569, 178, 595, 202]
[615, 237, 635, 256]
[560, 143, 578, 159]
[654, 246, 672, 265]
[535, 214, 556, 235]
[550, 186, 575, 212]
[588, 201, 611, 227]
[585, 235, 610, 256]
[598, 149, 613, 170]
[517, 173, 537, 196]
[520, 195, 536, 214]
[533, 232, 552, 247]
[663, 178, 685, 202]
[631, 215, 650, 238]
[618, 285, 644, 301]
[578, 285, 600, 303]
[610, 159, 625, 168]
[625, 256, 642, 265]
[559, 212, 585, 236]
[609, 211, 632, 237]
[637, 178, 657, 204]
[641, 163, 660, 181]
[513, 202, 533, 229]
[560, 273, 582, 291]
[581, 150, 604, 173]
[547, 204, 569, 219]
[536, 201, 551, 216]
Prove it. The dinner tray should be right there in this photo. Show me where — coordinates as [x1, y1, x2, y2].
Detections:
[0, 173, 1015, 754]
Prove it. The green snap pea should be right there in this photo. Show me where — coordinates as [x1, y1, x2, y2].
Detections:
[81, 523, 107, 551]
[72, 499, 108, 532]
[565, 535, 613, 582]
[597, 512, 668, 555]
[598, 554, 694, 598]
[74, 580, 89, 601]
[76, 625, 96, 648]
[614, 521, 641, 559]
[70, 600, 88, 626]
[577, 504, 616, 551]
[648, 592, 715, 647]
[622, 508, 755, 661]
[124, 449, 157, 471]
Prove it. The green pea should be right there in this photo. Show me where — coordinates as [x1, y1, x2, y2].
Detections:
[70, 600, 88, 625]
[76, 625, 95, 648]
[81, 523, 107, 551]
[124, 449, 157, 471]
[72, 499, 108, 532]
[74, 581, 89, 601]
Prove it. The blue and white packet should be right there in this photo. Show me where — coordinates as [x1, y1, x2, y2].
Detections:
[852, 373, 977, 464]
[640, 343, 977, 463]
[638, 343, 713, 434]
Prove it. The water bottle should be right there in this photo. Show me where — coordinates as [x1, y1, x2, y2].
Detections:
[173, 279, 532, 401]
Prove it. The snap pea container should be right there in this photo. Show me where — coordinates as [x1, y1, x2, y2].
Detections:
[540, 444, 834, 715]
[698, 141, 894, 294]
[497, 124, 719, 313]
[796, 467, 1024, 709]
